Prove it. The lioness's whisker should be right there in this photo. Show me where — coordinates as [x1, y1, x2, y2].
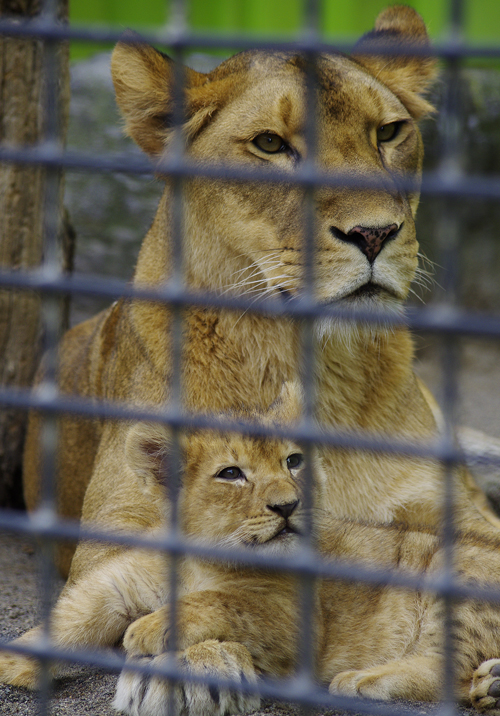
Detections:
[407, 287, 426, 304]
[221, 261, 286, 296]
[226, 254, 283, 281]
[417, 251, 440, 271]
[225, 276, 296, 303]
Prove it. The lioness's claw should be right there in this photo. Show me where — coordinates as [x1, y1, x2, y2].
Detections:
[113, 641, 260, 716]
[471, 660, 500, 714]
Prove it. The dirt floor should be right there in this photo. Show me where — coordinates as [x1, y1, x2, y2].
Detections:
[1, 338, 499, 716]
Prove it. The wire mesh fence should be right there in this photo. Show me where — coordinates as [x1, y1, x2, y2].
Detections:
[1, 0, 500, 715]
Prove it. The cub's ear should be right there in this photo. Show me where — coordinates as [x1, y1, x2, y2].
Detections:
[111, 33, 231, 156]
[125, 421, 172, 486]
[353, 5, 438, 120]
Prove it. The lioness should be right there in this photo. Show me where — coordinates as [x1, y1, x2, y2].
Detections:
[3, 1, 500, 705]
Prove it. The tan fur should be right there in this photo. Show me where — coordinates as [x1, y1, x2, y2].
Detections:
[4, 5, 500, 710]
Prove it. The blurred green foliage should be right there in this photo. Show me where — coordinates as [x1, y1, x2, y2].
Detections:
[70, 0, 499, 60]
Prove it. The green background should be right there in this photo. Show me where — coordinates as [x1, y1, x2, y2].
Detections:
[70, 0, 500, 59]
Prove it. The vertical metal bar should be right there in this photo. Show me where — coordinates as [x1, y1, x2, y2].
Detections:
[162, 1, 188, 712]
[449, 0, 465, 36]
[297, 0, 321, 703]
[36, 0, 65, 711]
[437, 0, 465, 713]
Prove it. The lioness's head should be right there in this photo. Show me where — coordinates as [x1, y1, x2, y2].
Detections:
[126, 382, 317, 555]
[112, 6, 436, 319]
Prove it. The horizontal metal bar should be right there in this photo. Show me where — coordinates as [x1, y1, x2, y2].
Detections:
[1, 144, 500, 201]
[0, 383, 472, 464]
[1, 267, 500, 341]
[1, 507, 500, 604]
[3, 378, 500, 473]
[0, 17, 499, 59]
[0, 636, 438, 716]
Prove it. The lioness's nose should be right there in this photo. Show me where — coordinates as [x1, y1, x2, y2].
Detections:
[267, 500, 299, 519]
[331, 223, 400, 263]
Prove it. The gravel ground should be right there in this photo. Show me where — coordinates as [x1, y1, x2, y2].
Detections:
[1, 339, 498, 716]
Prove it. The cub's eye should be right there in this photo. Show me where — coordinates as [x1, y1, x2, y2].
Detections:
[376, 122, 403, 144]
[253, 133, 286, 154]
[216, 466, 244, 480]
[286, 453, 303, 470]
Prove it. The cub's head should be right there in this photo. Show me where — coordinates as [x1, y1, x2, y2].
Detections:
[112, 6, 437, 320]
[125, 382, 317, 555]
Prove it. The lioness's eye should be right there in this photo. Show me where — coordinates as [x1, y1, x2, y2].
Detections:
[287, 453, 303, 470]
[216, 466, 244, 480]
[253, 133, 286, 154]
[377, 122, 402, 143]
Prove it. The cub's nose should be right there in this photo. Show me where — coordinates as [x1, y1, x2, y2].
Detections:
[331, 223, 400, 263]
[267, 500, 299, 520]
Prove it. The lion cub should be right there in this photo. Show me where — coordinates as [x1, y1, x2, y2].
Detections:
[114, 381, 310, 715]
[115, 383, 500, 716]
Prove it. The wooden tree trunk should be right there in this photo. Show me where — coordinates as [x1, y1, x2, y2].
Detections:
[0, 0, 70, 508]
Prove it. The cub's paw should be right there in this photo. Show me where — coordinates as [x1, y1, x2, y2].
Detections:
[124, 608, 170, 657]
[471, 659, 500, 714]
[330, 670, 373, 698]
[0, 649, 40, 690]
[113, 640, 260, 716]
[329, 666, 402, 701]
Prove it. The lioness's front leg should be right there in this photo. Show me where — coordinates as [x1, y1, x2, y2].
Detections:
[0, 548, 166, 688]
[0, 626, 44, 689]
[114, 640, 260, 716]
[471, 660, 500, 715]
[115, 587, 298, 716]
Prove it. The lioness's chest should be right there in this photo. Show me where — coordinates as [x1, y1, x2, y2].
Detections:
[182, 309, 299, 411]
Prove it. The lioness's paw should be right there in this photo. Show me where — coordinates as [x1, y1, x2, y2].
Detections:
[124, 608, 170, 657]
[0, 649, 39, 690]
[113, 640, 260, 716]
[471, 659, 500, 714]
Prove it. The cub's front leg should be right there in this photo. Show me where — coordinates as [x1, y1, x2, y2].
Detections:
[123, 593, 263, 657]
[329, 654, 442, 703]
[123, 586, 298, 675]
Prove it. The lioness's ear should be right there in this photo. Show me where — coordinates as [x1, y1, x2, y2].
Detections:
[111, 34, 216, 156]
[125, 421, 171, 485]
[353, 5, 438, 119]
